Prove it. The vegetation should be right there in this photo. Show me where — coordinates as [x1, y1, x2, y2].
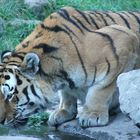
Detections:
[0, 0, 140, 51]
[27, 112, 49, 127]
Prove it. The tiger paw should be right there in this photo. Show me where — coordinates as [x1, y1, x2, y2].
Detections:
[78, 108, 109, 127]
[48, 109, 76, 126]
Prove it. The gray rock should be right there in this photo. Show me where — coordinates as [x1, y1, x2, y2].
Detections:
[0, 18, 4, 37]
[117, 70, 140, 125]
[24, 0, 49, 8]
[24, 0, 56, 20]
[58, 113, 140, 140]
[0, 136, 40, 140]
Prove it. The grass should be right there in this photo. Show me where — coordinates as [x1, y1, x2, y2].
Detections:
[27, 112, 49, 127]
[0, 0, 140, 51]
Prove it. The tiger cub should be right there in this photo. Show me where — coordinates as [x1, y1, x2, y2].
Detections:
[1, 25, 139, 127]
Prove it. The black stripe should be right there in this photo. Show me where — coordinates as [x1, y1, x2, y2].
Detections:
[44, 97, 49, 104]
[30, 84, 41, 99]
[16, 75, 23, 86]
[104, 12, 116, 23]
[94, 31, 119, 61]
[7, 68, 14, 73]
[6, 60, 21, 63]
[116, 13, 131, 29]
[26, 57, 32, 64]
[39, 104, 46, 109]
[19, 86, 29, 106]
[14, 87, 18, 94]
[68, 33, 88, 81]
[59, 70, 75, 89]
[120, 12, 131, 18]
[105, 58, 110, 75]
[57, 9, 84, 34]
[40, 25, 88, 81]
[88, 14, 100, 29]
[62, 24, 79, 39]
[72, 16, 93, 32]
[75, 9, 91, 25]
[128, 12, 140, 31]
[34, 43, 58, 53]
[95, 12, 108, 26]
[11, 53, 24, 61]
[90, 65, 97, 86]
[90, 11, 100, 18]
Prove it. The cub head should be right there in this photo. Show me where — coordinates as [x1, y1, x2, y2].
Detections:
[0, 64, 16, 125]
[0, 51, 54, 123]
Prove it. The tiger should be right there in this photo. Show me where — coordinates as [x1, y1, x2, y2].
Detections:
[1, 19, 139, 128]
[0, 63, 54, 125]
[0, 64, 16, 125]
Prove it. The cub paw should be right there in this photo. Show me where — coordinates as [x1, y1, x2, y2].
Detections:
[79, 107, 109, 127]
[48, 109, 76, 126]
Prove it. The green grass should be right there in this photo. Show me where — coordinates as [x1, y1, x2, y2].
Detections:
[27, 112, 49, 127]
[0, 0, 140, 51]
[0, 0, 36, 20]
[54, 0, 140, 11]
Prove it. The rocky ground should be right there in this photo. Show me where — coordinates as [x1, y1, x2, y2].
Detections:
[0, 136, 40, 140]
[57, 113, 140, 140]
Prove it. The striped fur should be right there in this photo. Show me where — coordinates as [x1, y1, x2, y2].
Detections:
[0, 19, 139, 127]
[0, 64, 53, 124]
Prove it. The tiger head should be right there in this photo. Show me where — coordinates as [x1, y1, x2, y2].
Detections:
[0, 53, 54, 123]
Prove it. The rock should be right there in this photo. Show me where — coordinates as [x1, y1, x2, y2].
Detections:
[24, 0, 56, 20]
[117, 69, 140, 125]
[0, 18, 4, 37]
[58, 113, 140, 140]
[0, 136, 40, 140]
[24, 0, 49, 8]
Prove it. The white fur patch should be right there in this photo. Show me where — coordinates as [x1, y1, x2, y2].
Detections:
[1, 72, 17, 100]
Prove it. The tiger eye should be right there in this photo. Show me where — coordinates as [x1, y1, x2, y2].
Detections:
[5, 75, 10, 80]
[29, 102, 35, 106]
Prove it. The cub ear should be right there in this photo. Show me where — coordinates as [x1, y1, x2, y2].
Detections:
[20, 53, 40, 75]
[1, 50, 12, 62]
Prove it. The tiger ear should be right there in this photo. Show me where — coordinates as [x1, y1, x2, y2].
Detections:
[1, 50, 12, 62]
[20, 53, 40, 75]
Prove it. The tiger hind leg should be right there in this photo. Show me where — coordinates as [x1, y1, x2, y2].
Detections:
[79, 80, 116, 127]
[48, 90, 77, 126]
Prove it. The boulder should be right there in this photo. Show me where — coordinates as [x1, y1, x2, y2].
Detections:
[24, 0, 49, 8]
[117, 69, 140, 125]
[24, 0, 56, 19]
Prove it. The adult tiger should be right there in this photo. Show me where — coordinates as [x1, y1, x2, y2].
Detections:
[1, 24, 139, 127]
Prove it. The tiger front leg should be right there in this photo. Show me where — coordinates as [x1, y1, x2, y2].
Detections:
[48, 90, 77, 126]
[79, 81, 116, 127]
